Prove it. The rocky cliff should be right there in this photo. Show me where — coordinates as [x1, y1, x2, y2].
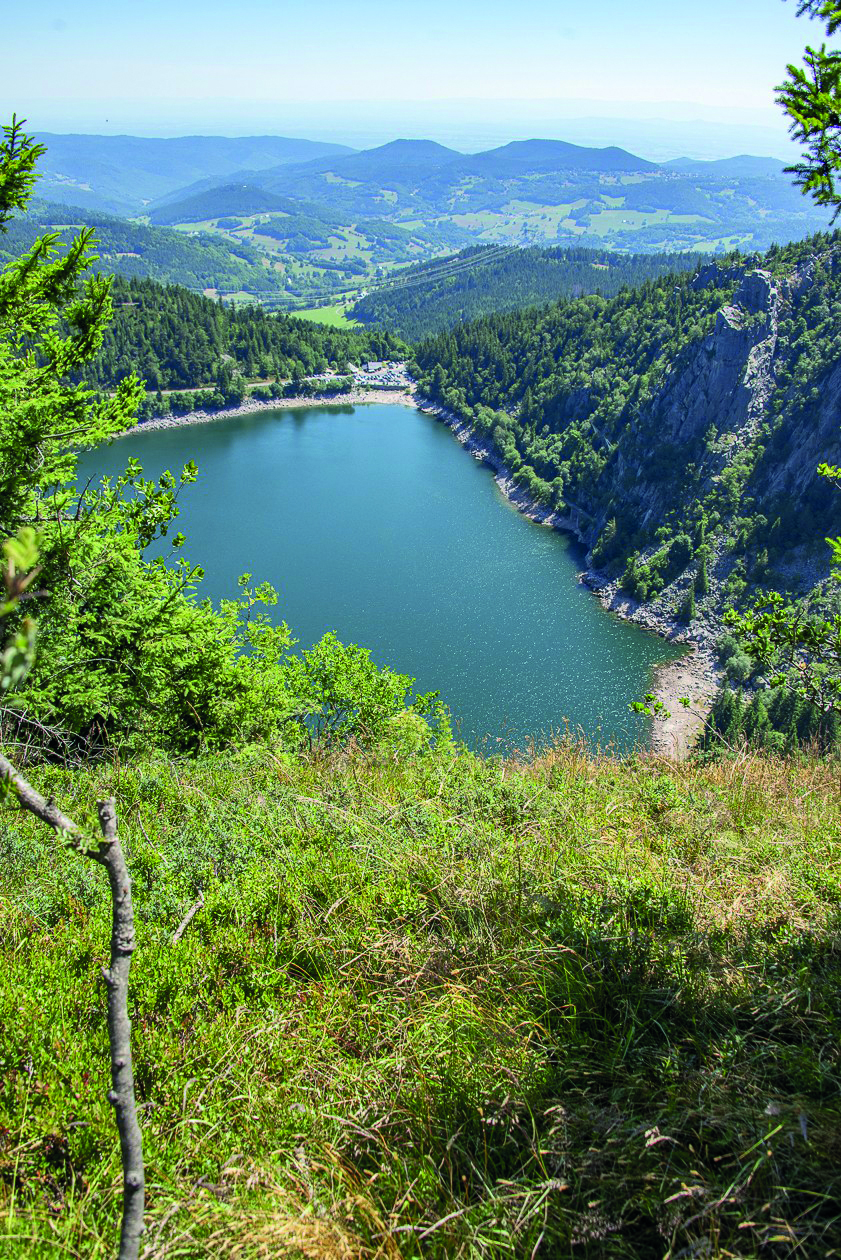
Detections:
[414, 232, 841, 646]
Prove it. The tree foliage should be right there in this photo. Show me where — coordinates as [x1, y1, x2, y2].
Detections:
[710, 8, 841, 739]
[77, 275, 402, 402]
[778, 1, 841, 214]
[351, 245, 698, 341]
[413, 233, 841, 607]
[723, 462, 841, 723]
[0, 123, 437, 761]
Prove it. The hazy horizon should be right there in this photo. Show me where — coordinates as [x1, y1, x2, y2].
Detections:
[5, 0, 834, 163]
[26, 103, 797, 166]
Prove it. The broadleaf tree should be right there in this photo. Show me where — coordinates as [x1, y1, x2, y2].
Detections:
[0, 117, 444, 1258]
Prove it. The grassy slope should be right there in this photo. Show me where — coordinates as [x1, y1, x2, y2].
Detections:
[1, 742, 839, 1258]
[294, 303, 361, 328]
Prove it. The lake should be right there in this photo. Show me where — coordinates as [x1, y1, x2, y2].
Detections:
[78, 402, 680, 751]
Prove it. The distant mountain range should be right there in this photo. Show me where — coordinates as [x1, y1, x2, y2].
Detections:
[136, 135, 825, 257]
[663, 155, 788, 178]
[14, 131, 833, 308]
[235, 137, 661, 219]
[32, 131, 792, 219]
[32, 133, 354, 215]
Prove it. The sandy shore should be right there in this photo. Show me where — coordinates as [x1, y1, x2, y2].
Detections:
[649, 649, 718, 757]
[117, 387, 418, 438]
[579, 581, 721, 758]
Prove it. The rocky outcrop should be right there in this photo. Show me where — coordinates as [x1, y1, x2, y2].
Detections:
[592, 259, 836, 522]
[599, 268, 780, 522]
[427, 249, 841, 652]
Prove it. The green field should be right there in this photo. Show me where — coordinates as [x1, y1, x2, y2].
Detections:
[580, 208, 707, 236]
[293, 302, 360, 327]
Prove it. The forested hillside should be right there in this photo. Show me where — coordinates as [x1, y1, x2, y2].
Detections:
[413, 232, 841, 631]
[1, 196, 460, 310]
[1, 200, 291, 296]
[31, 132, 353, 214]
[351, 244, 699, 339]
[146, 184, 338, 225]
[141, 182, 469, 307]
[80, 276, 404, 394]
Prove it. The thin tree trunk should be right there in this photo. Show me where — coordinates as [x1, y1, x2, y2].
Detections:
[0, 755, 145, 1259]
[92, 799, 145, 1260]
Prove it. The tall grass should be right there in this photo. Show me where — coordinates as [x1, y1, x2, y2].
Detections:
[0, 741, 839, 1257]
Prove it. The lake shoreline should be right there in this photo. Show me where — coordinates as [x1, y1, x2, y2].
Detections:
[415, 396, 721, 757]
[116, 387, 418, 438]
[118, 386, 719, 756]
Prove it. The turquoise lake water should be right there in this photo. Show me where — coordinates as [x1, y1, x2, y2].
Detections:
[77, 402, 680, 751]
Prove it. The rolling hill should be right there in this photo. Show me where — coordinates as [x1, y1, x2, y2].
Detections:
[147, 184, 347, 227]
[459, 138, 658, 174]
[0, 199, 291, 297]
[664, 155, 788, 178]
[185, 136, 833, 255]
[1, 194, 462, 310]
[138, 182, 471, 307]
[31, 132, 355, 215]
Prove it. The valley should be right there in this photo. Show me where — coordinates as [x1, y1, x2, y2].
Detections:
[19, 132, 833, 313]
[55, 182, 841, 759]
[4, 64, 841, 1256]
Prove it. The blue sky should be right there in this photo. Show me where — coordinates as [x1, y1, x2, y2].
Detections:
[1, 0, 832, 156]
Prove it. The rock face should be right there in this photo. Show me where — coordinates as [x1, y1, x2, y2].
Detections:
[419, 244, 841, 668]
[592, 268, 781, 535]
[577, 255, 841, 598]
[480, 248, 841, 655]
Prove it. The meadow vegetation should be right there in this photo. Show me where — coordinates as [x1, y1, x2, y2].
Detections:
[294, 303, 361, 329]
[2, 741, 840, 1258]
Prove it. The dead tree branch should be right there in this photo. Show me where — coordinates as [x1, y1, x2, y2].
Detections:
[0, 752, 145, 1260]
[172, 890, 204, 945]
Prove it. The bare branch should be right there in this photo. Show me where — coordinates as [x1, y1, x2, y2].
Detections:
[90, 799, 145, 1260]
[0, 756, 145, 1258]
[0, 750, 80, 837]
[172, 890, 205, 945]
